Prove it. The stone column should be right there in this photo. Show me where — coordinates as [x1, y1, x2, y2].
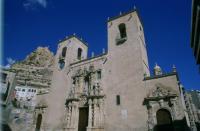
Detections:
[171, 99, 177, 120]
[95, 100, 100, 127]
[75, 102, 79, 130]
[90, 72, 96, 95]
[88, 99, 93, 128]
[70, 103, 74, 128]
[147, 102, 154, 131]
[75, 77, 79, 96]
[88, 75, 93, 95]
[97, 83, 102, 96]
[68, 102, 72, 128]
[66, 106, 70, 128]
[79, 75, 84, 94]
[93, 99, 98, 127]
[99, 99, 103, 127]
[71, 102, 77, 128]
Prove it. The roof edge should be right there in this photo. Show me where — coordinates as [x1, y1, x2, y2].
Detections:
[107, 8, 144, 27]
[58, 35, 88, 47]
[144, 72, 179, 81]
[70, 52, 107, 66]
[107, 9, 136, 22]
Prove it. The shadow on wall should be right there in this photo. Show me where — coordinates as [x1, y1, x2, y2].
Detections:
[153, 117, 190, 131]
[196, 122, 200, 131]
[1, 123, 12, 131]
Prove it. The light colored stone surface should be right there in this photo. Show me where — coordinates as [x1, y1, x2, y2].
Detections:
[5, 10, 192, 131]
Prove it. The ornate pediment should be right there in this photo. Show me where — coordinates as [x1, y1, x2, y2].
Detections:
[152, 87, 168, 97]
[147, 83, 178, 98]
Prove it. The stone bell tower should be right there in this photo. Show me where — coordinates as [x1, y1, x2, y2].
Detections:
[43, 35, 88, 130]
[107, 10, 150, 77]
[104, 10, 150, 130]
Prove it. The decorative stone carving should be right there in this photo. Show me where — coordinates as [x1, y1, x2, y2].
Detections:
[89, 65, 95, 72]
[147, 108, 154, 131]
[147, 84, 178, 98]
[79, 95, 87, 107]
[151, 87, 171, 97]
[65, 67, 105, 131]
[144, 85, 181, 131]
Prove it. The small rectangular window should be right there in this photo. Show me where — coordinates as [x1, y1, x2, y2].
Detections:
[73, 78, 76, 85]
[62, 47, 67, 57]
[119, 23, 127, 38]
[97, 70, 101, 79]
[116, 95, 120, 105]
[77, 48, 82, 60]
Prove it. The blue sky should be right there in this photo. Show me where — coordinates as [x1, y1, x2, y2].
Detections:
[3, 0, 200, 90]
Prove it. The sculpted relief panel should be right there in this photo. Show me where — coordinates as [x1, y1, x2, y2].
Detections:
[65, 66, 105, 131]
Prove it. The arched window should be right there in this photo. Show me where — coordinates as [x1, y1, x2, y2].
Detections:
[77, 48, 82, 60]
[118, 23, 127, 38]
[58, 59, 65, 70]
[62, 47, 67, 57]
[156, 109, 173, 131]
[35, 114, 42, 131]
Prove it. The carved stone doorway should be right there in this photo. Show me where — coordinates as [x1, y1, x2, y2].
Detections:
[35, 114, 42, 131]
[78, 107, 89, 131]
[155, 109, 174, 131]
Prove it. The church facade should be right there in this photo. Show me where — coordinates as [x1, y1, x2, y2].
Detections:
[38, 10, 190, 131]
[8, 9, 193, 131]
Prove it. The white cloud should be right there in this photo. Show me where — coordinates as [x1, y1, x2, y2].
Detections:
[7, 57, 16, 65]
[4, 64, 11, 69]
[3, 57, 16, 69]
[23, 0, 47, 10]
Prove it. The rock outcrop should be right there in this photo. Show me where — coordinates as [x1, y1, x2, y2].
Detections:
[10, 47, 54, 88]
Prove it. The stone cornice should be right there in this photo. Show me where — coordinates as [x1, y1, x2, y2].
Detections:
[70, 53, 107, 67]
[144, 72, 179, 81]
